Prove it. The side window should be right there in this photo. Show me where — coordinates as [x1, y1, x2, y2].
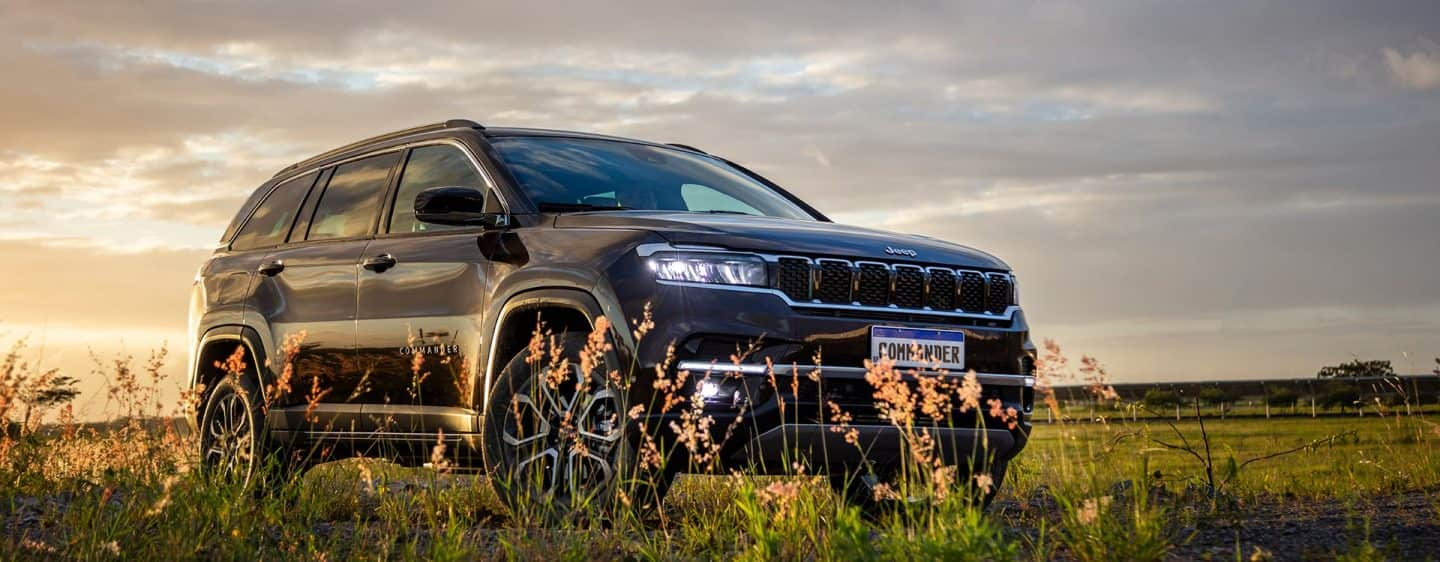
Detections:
[230, 172, 317, 251]
[388, 145, 484, 234]
[306, 152, 401, 241]
[680, 183, 763, 216]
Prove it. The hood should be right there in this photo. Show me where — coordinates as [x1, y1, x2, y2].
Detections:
[551, 211, 1010, 271]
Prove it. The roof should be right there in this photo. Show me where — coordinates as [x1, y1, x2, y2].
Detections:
[272, 120, 706, 178]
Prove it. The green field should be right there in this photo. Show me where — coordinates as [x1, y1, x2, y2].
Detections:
[1014, 415, 1440, 501]
[1, 413, 1434, 560]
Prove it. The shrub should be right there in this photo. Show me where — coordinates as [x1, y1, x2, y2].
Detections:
[1197, 387, 1235, 406]
[1266, 387, 1299, 407]
[1143, 388, 1180, 409]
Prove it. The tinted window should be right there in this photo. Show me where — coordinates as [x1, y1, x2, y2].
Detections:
[222, 186, 270, 243]
[306, 152, 400, 241]
[230, 172, 317, 251]
[489, 137, 814, 219]
[389, 145, 484, 234]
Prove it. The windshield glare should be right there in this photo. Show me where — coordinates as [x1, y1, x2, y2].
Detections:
[490, 136, 814, 219]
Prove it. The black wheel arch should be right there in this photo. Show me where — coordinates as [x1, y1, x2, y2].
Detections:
[193, 325, 271, 410]
[481, 288, 633, 409]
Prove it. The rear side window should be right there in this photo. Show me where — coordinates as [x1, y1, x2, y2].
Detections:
[230, 172, 317, 251]
[388, 145, 484, 234]
[306, 152, 401, 241]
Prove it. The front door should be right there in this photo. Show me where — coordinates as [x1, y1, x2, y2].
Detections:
[355, 143, 492, 436]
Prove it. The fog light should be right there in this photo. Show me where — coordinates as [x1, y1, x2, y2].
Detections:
[699, 381, 722, 399]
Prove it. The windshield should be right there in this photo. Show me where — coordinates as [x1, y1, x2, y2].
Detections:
[489, 136, 815, 219]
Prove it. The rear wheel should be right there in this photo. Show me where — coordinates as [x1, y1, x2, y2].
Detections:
[198, 373, 298, 490]
[483, 332, 669, 522]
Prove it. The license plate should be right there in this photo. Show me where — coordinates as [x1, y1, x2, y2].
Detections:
[870, 326, 966, 370]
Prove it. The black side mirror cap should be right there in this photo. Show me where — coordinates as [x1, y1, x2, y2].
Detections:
[414, 186, 510, 228]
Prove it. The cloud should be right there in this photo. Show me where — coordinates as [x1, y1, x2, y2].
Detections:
[1383, 45, 1440, 90]
[0, 0, 1438, 381]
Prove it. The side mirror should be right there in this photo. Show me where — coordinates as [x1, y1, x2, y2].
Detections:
[414, 186, 510, 228]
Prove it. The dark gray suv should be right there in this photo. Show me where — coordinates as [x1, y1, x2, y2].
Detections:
[188, 119, 1035, 513]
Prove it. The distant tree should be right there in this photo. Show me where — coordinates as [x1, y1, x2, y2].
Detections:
[20, 374, 81, 428]
[1317, 381, 1361, 410]
[1143, 388, 1180, 409]
[1197, 387, 1235, 406]
[1433, 357, 1439, 376]
[1317, 359, 1394, 379]
[1265, 387, 1299, 407]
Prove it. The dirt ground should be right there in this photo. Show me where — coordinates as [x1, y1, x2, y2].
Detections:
[994, 489, 1440, 561]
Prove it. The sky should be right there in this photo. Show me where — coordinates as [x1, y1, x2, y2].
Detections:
[1, 1, 1438, 414]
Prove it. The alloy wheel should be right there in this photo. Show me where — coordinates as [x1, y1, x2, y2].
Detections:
[501, 363, 624, 502]
[203, 390, 256, 482]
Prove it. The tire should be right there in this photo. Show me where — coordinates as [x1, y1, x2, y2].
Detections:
[483, 332, 669, 522]
[198, 373, 297, 490]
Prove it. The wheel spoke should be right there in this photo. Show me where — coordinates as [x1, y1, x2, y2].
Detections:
[576, 388, 623, 449]
[565, 447, 615, 496]
[514, 447, 559, 497]
[502, 393, 550, 448]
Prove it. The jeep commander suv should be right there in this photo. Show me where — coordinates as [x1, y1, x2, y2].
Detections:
[189, 119, 1035, 512]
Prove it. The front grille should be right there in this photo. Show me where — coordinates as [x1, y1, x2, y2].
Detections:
[986, 273, 1013, 314]
[926, 269, 956, 310]
[893, 266, 925, 308]
[769, 256, 1016, 316]
[776, 258, 811, 301]
[959, 272, 986, 312]
[815, 260, 852, 303]
[855, 263, 890, 306]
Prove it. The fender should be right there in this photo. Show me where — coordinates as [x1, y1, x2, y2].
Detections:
[479, 287, 635, 409]
[193, 325, 272, 406]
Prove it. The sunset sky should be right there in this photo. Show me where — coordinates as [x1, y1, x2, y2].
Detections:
[2, 1, 1438, 413]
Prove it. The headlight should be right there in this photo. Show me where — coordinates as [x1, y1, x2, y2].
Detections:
[648, 252, 768, 287]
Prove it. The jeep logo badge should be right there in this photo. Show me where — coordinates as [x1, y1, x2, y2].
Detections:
[884, 246, 918, 258]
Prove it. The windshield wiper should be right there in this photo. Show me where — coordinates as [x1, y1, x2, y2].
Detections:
[536, 202, 631, 213]
[694, 210, 756, 216]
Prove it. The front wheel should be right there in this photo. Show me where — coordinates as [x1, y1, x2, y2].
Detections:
[482, 332, 669, 522]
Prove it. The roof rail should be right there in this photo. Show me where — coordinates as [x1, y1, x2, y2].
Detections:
[273, 119, 485, 177]
[665, 143, 708, 154]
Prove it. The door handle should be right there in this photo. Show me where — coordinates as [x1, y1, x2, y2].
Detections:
[257, 260, 285, 276]
[362, 253, 397, 272]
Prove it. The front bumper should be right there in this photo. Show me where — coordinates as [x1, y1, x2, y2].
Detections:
[735, 424, 1022, 472]
[643, 361, 1033, 474]
[610, 273, 1034, 474]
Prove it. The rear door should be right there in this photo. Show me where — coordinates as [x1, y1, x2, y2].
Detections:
[356, 142, 493, 435]
[251, 151, 402, 434]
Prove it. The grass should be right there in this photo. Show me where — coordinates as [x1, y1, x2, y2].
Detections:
[1, 335, 1437, 560]
[1013, 415, 1440, 502]
[1, 416, 1436, 559]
